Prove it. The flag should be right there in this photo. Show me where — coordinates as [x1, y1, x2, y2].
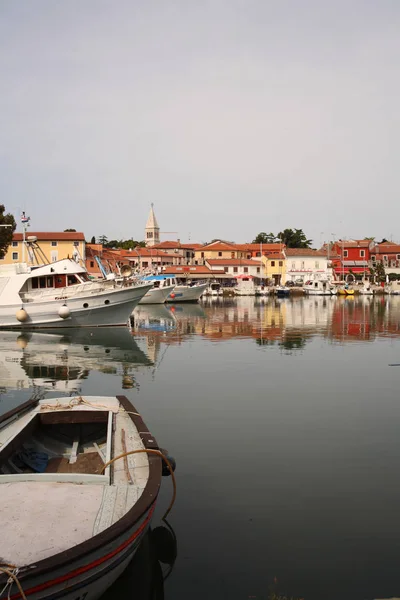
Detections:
[21, 212, 30, 224]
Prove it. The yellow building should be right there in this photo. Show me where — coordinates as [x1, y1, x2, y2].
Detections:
[194, 241, 239, 263]
[263, 252, 286, 284]
[2, 231, 86, 265]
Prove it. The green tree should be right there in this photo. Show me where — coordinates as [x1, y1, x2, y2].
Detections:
[277, 228, 312, 248]
[98, 235, 108, 245]
[64, 228, 76, 232]
[0, 206, 16, 259]
[252, 232, 276, 244]
[372, 261, 386, 282]
[90, 236, 96, 244]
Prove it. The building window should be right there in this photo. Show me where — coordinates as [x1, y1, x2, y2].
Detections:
[397, 255, 400, 260]
[201, 252, 204, 258]
[224, 267, 228, 273]
[371, 255, 376, 262]
[315, 261, 319, 269]
[12, 252, 18, 260]
[233, 267, 238, 273]
[301, 261, 305, 269]
[384, 255, 388, 262]
[291, 262, 295, 270]
[247, 254, 251, 259]
[271, 261, 275, 267]
[244, 267, 248, 273]
[218, 252, 222, 257]
[90, 261, 94, 268]
[146, 232, 153, 239]
[231, 252, 235, 258]
[256, 252, 261, 257]
[257, 267, 260, 273]
[360, 250, 365, 258]
[343, 250, 348, 258]
[279, 261, 283, 267]
[51, 241, 57, 247]
[12, 241, 18, 247]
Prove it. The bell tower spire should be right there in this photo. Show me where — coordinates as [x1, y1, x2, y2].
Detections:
[145, 203, 160, 247]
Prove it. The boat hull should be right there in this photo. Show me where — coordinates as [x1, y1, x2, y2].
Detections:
[167, 283, 208, 302]
[138, 285, 175, 305]
[0, 284, 153, 329]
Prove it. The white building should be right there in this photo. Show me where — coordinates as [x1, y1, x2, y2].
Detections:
[285, 249, 331, 283]
[205, 258, 263, 277]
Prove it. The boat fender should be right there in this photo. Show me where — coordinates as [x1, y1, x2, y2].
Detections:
[170, 293, 175, 299]
[58, 304, 70, 319]
[160, 448, 176, 477]
[16, 308, 28, 322]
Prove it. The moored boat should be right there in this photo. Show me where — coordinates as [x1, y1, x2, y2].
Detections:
[138, 276, 175, 305]
[0, 260, 152, 329]
[275, 285, 290, 297]
[0, 394, 175, 600]
[303, 277, 336, 296]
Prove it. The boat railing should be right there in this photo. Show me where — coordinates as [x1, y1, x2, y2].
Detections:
[20, 280, 118, 302]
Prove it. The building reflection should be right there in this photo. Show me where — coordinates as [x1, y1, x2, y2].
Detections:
[132, 296, 400, 356]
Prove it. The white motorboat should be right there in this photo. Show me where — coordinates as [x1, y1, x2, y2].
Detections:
[0, 259, 152, 329]
[141, 275, 207, 302]
[359, 279, 374, 295]
[303, 277, 336, 296]
[138, 277, 175, 305]
[0, 394, 174, 600]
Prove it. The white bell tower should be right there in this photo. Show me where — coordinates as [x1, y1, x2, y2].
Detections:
[145, 203, 160, 247]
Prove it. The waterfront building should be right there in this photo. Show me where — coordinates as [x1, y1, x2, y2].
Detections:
[3, 231, 85, 265]
[285, 248, 331, 283]
[205, 258, 263, 277]
[330, 239, 371, 279]
[370, 242, 400, 276]
[263, 252, 286, 284]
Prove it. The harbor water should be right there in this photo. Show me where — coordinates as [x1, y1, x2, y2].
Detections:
[1, 295, 400, 600]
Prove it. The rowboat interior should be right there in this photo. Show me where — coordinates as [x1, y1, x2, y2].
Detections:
[0, 396, 155, 569]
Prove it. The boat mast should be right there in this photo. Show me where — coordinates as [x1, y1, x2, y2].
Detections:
[21, 212, 30, 263]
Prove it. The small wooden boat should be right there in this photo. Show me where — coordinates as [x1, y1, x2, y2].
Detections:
[0, 395, 171, 600]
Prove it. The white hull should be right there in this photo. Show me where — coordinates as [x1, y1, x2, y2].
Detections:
[167, 283, 208, 302]
[305, 290, 335, 296]
[138, 285, 175, 305]
[0, 284, 152, 329]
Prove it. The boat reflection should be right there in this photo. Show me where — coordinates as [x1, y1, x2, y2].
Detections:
[0, 327, 153, 394]
[101, 520, 177, 600]
[132, 296, 400, 352]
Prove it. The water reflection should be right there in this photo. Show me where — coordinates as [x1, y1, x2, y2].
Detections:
[0, 327, 152, 397]
[132, 296, 400, 355]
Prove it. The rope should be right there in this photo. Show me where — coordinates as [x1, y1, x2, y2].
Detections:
[40, 396, 113, 413]
[0, 567, 27, 600]
[101, 449, 176, 521]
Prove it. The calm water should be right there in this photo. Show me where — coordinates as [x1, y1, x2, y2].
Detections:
[2, 296, 400, 600]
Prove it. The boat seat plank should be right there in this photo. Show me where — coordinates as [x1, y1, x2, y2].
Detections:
[0, 481, 103, 567]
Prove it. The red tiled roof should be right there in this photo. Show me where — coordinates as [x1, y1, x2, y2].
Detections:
[372, 244, 400, 254]
[152, 241, 202, 250]
[163, 265, 225, 275]
[119, 248, 177, 259]
[13, 231, 85, 241]
[336, 239, 371, 247]
[198, 241, 237, 251]
[266, 252, 285, 260]
[233, 243, 283, 252]
[285, 248, 327, 257]
[206, 259, 262, 266]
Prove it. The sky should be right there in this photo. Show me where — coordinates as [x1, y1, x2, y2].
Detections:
[1, 1, 399, 247]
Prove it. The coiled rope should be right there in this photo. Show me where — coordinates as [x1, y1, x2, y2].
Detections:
[101, 449, 176, 520]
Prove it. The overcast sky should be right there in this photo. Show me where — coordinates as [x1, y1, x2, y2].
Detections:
[1, 1, 399, 246]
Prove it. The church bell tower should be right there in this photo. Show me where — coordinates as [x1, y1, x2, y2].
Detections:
[145, 203, 160, 247]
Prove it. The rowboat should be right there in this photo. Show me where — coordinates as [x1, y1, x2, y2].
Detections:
[0, 395, 174, 600]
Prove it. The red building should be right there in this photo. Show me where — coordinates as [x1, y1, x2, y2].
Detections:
[370, 242, 400, 269]
[330, 239, 372, 279]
